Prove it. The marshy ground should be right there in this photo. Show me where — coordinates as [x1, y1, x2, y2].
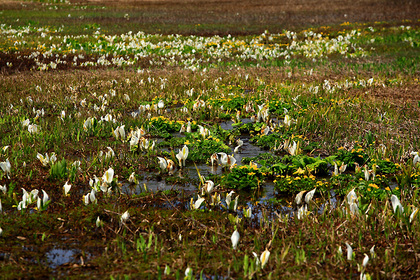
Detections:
[0, 0, 420, 279]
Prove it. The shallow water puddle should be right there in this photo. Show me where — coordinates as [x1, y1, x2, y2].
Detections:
[46, 247, 88, 269]
[120, 117, 338, 219]
[232, 138, 265, 165]
[219, 118, 253, 131]
[123, 136, 277, 213]
[122, 179, 197, 195]
[199, 274, 229, 280]
[219, 121, 235, 131]
[318, 190, 339, 214]
[184, 163, 223, 178]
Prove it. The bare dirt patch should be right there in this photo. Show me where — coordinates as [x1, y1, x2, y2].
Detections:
[368, 83, 420, 105]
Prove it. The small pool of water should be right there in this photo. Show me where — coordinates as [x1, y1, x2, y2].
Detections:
[122, 179, 197, 195]
[219, 118, 253, 131]
[46, 247, 89, 269]
[232, 138, 265, 165]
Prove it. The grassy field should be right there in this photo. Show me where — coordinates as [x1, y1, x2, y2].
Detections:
[1, 0, 420, 279]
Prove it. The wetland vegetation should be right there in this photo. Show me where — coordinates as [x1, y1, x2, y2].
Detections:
[0, 0, 420, 279]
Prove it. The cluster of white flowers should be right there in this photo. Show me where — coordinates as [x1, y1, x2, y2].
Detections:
[1, 24, 385, 71]
[286, 30, 367, 60]
[0, 24, 53, 36]
[37, 152, 57, 166]
[17, 188, 50, 211]
[84, 167, 120, 205]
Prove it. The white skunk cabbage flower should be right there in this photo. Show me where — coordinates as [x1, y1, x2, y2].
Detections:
[410, 207, 418, 223]
[0, 185, 7, 195]
[121, 210, 130, 223]
[305, 188, 316, 204]
[83, 193, 90, 205]
[297, 205, 310, 220]
[28, 124, 39, 134]
[391, 194, 404, 214]
[218, 153, 236, 169]
[157, 157, 167, 171]
[176, 145, 189, 168]
[345, 242, 353, 260]
[22, 119, 30, 127]
[244, 206, 252, 218]
[191, 195, 205, 210]
[411, 151, 419, 165]
[184, 267, 192, 278]
[102, 168, 114, 185]
[0, 158, 11, 178]
[231, 230, 240, 250]
[96, 216, 101, 227]
[63, 181, 71, 196]
[346, 188, 359, 215]
[204, 180, 215, 194]
[260, 249, 270, 268]
[362, 253, 369, 268]
[295, 190, 306, 205]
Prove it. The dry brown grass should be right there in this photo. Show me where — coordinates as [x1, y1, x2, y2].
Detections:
[85, 0, 420, 29]
[1, 0, 419, 35]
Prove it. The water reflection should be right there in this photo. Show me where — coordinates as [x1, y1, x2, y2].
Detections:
[46, 247, 87, 269]
[122, 179, 197, 195]
[232, 138, 265, 165]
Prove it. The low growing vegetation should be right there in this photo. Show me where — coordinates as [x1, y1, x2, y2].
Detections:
[0, 0, 420, 279]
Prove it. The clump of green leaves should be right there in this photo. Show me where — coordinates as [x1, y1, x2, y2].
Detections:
[335, 146, 367, 169]
[281, 154, 333, 176]
[221, 164, 264, 190]
[274, 174, 325, 193]
[49, 158, 68, 180]
[187, 136, 231, 163]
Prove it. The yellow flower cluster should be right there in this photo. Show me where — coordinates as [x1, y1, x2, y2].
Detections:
[150, 115, 168, 122]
